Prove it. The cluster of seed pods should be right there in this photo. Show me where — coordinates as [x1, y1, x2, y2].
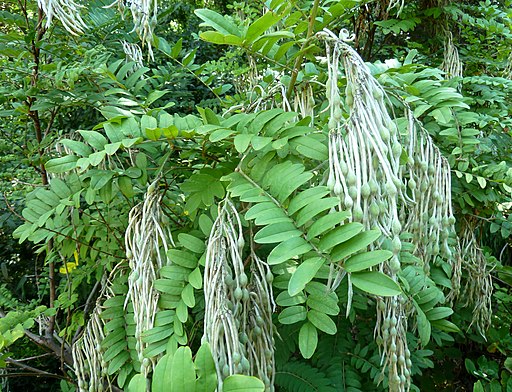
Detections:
[204, 199, 275, 391]
[320, 29, 411, 391]
[37, 0, 87, 35]
[125, 181, 173, 377]
[72, 277, 110, 392]
[400, 110, 462, 301]
[460, 220, 493, 336]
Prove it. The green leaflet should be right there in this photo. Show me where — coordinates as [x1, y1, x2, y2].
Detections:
[350, 271, 402, 296]
[317, 223, 363, 251]
[223, 375, 265, 392]
[169, 347, 196, 392]
[307, 211, 351, 240]
[278, 305, 307, 324]
[413, 300, 431, 347]
[288, 257, 325, 296]
[330, 230, 381, 262]
[306, 292, 339, 316]
[276, 291, 306, 306]
[195, 9, 242, 37]
[287, 186, 330, 215]
[267, 237, 312, 265]
[45, 156, 78, 173]
[253, 222, 302, 244]
[294, 197, 339, 226]
[128, 374, 147, 392]
[245, 202, 290, 225]
[245, 11, 282, 43]
[299, 322, 318, 359]
[344, 250, 393, 272]
[152, 353, 173, 392]
[307, 310, 337, 335]
[195, 343, 217, 392]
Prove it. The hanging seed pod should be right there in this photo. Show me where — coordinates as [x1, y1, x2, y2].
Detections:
[37, 0, 87, 35]
[121, 40, 144, 71]
[459, 219, 493, 336]
[125, 180, 174, 377]
[204, 199, 275, 391]
[72, 274, 115, 392]
[441, 31, 463, 79]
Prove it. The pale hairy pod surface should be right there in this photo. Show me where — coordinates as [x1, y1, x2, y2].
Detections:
[441, 31, 463, 79]
[203, 198, 275, 392]
[460, 220, 493, 337]
[124, 180, 174, 378]
[121, 41, 144, 71]
[319, 29, 465, 392]
[72, 275, 111, 392]
[37, 0, 87, 35]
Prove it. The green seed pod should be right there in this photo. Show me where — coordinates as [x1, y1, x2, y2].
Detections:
[385, 180, 397, 197]
[242, 288, 250, 302]
[383, 318, 391, 329]
[239, 273, 248, 287]
[240, 332, 249, 344]
[256, 315, 265, 327]
[391, 353, 398, 363]
[348, 185, 358, 200]
[390, 342, 397, 353]
[346, 91, 354, 107]
[353, 205, 364, 222]
[253, 326, 262, 336]
[241, 357, 251, 372]
[233, 352, 241, 365]
[407, 178, 416, 191]
[448, 215, 456, 225]
[406, 358, 412, 368]
[432, 244, 440, 256]
[392, 141, 402, 158]
[398, 355, 405, 365]
[380, 127, 390, 142]
[378, 300, 386, 312]
[420, 161, 428, 172]
[225, 274, 234, 287]
[340, 161, 348, 176]
[222, 364, 230, 377]
[265, 349, 273, 360]
[333, 181, 343, 196]
[405, 348, 411, 359]
[373, 87, 384, 100]
[389, 257, 401, 274]
[404, 368, 410, 377]
[234, 287, 243, 301]
[266, 271, 274, 284]
[392, 237, 402, 254]
[333, 95, 341, 107]
[376, 336, 384, 345]
[390, 316, 397, 327]
[361, 183, 371, 199]
[328, 117, 337, 130]
[392, 218, 402, 235]
[400, 375, 406, 384]
[390, 326, 397, 337]
[347, 172, 357, 186]
[428, 164, 435, 176]
[382, 329, 389, 341]
[333, 106, 343, 122]
[369, 178, 379, 194]
[370, 203, 380, 218]
[344, 195, 353, 209]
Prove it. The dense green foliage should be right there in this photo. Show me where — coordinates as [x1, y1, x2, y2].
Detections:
[0, 0, 512, 391]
